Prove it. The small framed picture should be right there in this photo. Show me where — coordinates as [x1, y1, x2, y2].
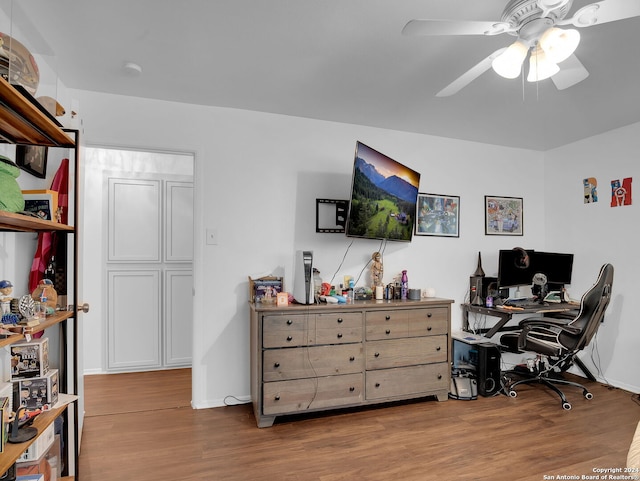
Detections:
[485, 195, 523, 236]
[21, 190, 58, 221]
[415, 193, 460, 237]
[15, 144, 48, 178]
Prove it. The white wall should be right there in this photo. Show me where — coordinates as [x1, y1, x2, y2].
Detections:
[544, 124, 640, 392]
[69, 89, 556, 408]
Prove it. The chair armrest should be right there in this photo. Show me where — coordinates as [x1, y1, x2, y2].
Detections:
[520, 319, 582, 335]
[519, 316, 570, 327]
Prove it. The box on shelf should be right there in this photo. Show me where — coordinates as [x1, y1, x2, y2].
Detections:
[21, 190, 59, 222]
[16, 474, 45, 481]
[14, 369, 58, 410]
[10, 338, 49, 380]
[249, 276, 283, 304]
[0, 396, 8, 453]
[16, 432, 59, 481]
[18, 423, 55, 462]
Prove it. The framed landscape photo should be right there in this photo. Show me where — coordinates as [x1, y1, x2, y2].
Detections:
[416, 193, 460, 237]
[15, 144, 48, 178]
[485, 195, 523, 236]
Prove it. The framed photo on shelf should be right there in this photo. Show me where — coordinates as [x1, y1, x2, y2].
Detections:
[15, 144, 48, 178]
[485, 195, 523, 236]
[415, 193, 460, 237]
[21, 190, 58, 221]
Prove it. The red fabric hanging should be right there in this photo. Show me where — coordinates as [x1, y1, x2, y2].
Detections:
[28, 158, 69, 292]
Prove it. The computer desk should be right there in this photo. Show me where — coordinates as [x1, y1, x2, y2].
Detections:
[461, 301, 576, 338]
[461, 301, 596, 381]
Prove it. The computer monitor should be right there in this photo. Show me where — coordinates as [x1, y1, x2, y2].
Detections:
[497, 249, 535, 288]
[498, 249, 574, 290]
[533, 252, 574, 286]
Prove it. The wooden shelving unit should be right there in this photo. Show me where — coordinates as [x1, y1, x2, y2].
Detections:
[0, 81, 81, 479]
[0, 394, 77, 477]
[0, 210, 74, 233]
[0, 77, 74, 147]
[0, 311, 74, 349]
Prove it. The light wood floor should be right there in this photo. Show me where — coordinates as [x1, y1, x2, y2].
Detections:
[79, 369, 639, 481]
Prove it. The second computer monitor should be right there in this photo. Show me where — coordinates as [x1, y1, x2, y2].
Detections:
[497, 249, 574, 289]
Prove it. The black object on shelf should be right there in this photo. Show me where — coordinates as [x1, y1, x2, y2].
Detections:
[7, 406, 38, 444]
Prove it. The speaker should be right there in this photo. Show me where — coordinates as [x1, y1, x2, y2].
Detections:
[476, 342, 501, 397]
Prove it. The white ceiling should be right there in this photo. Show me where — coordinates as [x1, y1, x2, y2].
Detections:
[11, 0, 640, 151]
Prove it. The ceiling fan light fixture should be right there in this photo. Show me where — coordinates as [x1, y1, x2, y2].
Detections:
[491, 40, 528, 79]
[573, 4, 600, 26]
[527, 46, 560, 82]
[539, 27, 580, 64]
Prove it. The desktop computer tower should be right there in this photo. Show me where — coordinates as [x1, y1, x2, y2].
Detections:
[452, 337, 501, 397]
[469, 276, 508, 305]
[476, 342, 501, 396]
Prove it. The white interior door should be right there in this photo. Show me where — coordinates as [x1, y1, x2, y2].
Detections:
[106, 172, 193, 371]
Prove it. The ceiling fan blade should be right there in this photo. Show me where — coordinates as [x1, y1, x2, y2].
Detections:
[560, 0, 640, 27]
[402, 19, 512, 36]
[551, 54, 589, 90]
[436, 48, 507, 97]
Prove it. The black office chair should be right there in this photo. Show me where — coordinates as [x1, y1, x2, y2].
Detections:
[500, 263, 614, 410]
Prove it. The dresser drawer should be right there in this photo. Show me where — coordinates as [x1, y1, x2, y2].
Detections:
[263, 344, 364, 381]
[407, 308, 449, 337]
[313, 312, 363, 345]
[365, 363, 449, 400]
[365, 310, 408, 340]
[263, 314, 312, 348]
[365, 336, 448, 370]
[263, 373, 364, 415]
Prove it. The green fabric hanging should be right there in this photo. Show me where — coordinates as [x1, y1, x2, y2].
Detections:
[0, 155, 25, 212]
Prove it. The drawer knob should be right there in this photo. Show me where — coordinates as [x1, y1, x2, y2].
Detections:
[337, 318, 343, 323]
[427, 313, 433, 318]
[375, 382, 381, 388]
[275, 395, 281, 401]
[427, 326, 432, 331]
[385, 329, 391, 335]
[337, 333, 343, 339]
[437, 374, 442, 380]
[385, 315, 391, 320]
[374, 352, 380, 358]
[286, 319, 293, 325]
[349, 356, 355, 361]
[274, 362, 280, 368]
[349, 386, 355, 392]
[436, 346, 441, 351]
[286, 335, 293, 342]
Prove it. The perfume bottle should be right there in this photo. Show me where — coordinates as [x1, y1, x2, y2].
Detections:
[401, 270, 408, 300]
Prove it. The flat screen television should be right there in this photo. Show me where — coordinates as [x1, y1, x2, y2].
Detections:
[345, 141, 421, 242]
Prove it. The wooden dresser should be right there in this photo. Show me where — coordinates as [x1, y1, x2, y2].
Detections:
[250, 297, 453, 427]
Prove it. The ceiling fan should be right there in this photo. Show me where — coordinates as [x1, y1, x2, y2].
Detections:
[402, 0, 640, 97]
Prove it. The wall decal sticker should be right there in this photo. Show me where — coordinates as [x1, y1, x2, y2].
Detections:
[583, 177, 598, 203]
[611, 177, 632, 207]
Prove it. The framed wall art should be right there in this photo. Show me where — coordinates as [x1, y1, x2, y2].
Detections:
[15, 144, 48, 178]
[415, 193, 460, 237]
[485, 195, 523, 236]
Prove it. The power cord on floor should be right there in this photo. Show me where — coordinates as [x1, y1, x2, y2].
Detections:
[223, 395, 251, 406]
